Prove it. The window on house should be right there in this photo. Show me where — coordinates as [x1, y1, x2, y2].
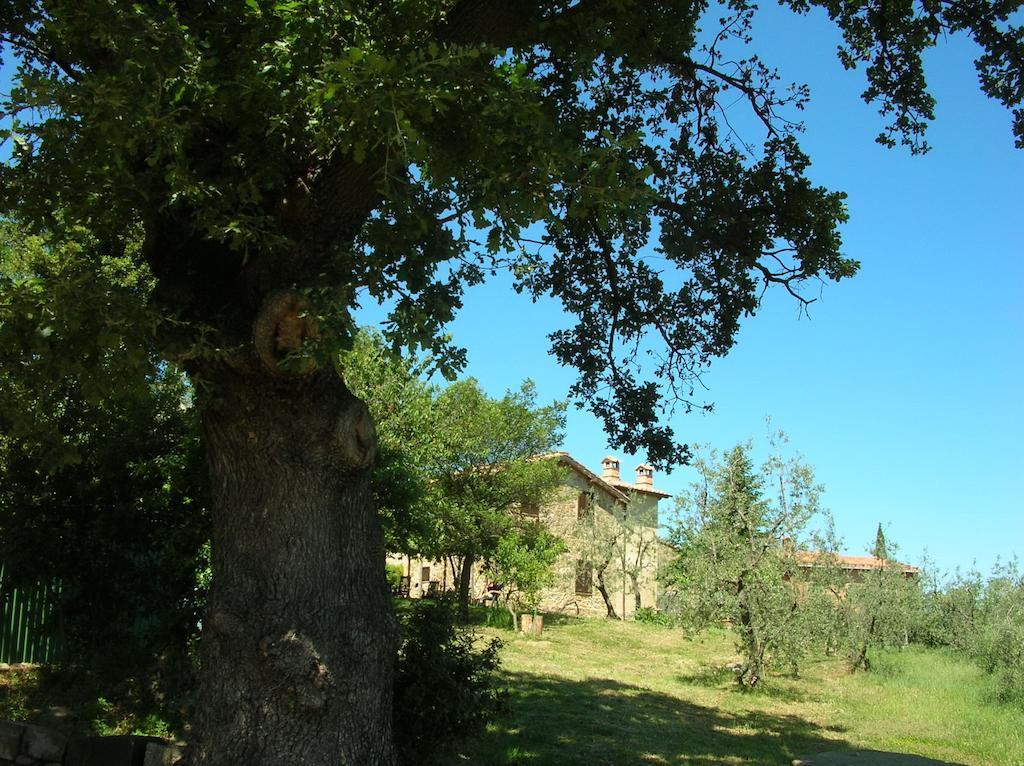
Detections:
[521, 501, 540, 519]
[421, 566, 431, 584]
[574, 560, 593, 595]
[576, 492, 591, 520]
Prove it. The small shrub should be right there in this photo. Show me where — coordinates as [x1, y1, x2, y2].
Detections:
[634, 607, 676, 627]
[483, 606, 516, 631]
[385, 563, 404, 591]
[393, 601, 507, 762]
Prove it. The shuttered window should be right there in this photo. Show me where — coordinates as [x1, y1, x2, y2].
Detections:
[574, 560, 593, 595]
[576, 492, 591, 519]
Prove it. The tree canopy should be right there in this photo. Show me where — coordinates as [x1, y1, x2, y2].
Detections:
[3, 0, 1019, 465]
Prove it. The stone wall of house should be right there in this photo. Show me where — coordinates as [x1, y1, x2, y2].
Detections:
[0, 719, 181, 766]
[385, 553, 462, 599]
[535, 473, 660, 619]
[385, 461, 667, 620]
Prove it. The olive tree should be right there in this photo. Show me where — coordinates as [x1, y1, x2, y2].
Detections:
[1, 1, 1020, 762]
[665, 440, 824, 686]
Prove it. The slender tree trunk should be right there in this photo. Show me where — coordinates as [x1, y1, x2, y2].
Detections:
[851, 614, 877, 672]
[629, 572, 642, 611]
[595, 559, 618, 620]
[457, 553, 475, 623]
[188, 365, 397, 766]
[505, 596, 519, 632]
[736, 578, 762, 688]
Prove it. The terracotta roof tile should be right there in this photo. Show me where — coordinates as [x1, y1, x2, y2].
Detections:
[604, 475, 672, 498]
[795, 551, 919, 574]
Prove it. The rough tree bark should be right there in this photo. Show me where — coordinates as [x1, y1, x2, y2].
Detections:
[184, 294, 398, 766]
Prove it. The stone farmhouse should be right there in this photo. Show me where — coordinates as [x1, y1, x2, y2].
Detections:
[386, 452, 672, 619]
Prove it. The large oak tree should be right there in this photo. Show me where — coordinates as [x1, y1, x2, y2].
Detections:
[1, 1, 1020, 763]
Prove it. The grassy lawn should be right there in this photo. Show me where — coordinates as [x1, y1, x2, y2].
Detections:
[4, 611, 1021, 765]
[443, 615, 1024, 765]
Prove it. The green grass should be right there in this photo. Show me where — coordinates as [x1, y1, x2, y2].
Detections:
[442, 617, 1024, 765]
[4, 612, 1020, 764]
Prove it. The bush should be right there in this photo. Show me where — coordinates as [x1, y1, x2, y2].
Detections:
[482, 605, 516, 631]
[0, 367, 208, 690]
[393, 601, 507, 762]
[385, 563, 404, 591]
[634, 607, 677, 627]
[972, 566, 1024, 704]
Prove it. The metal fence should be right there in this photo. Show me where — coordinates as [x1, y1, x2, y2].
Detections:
[0, 561, 61, 664]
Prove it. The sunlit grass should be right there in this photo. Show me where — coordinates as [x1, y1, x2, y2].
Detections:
[443, 616, 1024, 765]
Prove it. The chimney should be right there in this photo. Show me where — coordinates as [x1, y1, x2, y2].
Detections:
[635, 464, 654, 487]
[601, 456, 621, 480]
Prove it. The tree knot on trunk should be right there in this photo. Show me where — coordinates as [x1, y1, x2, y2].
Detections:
[258, 630, 332, 710]
[331, 399, 377, 471]
[253, 290, 319, 377]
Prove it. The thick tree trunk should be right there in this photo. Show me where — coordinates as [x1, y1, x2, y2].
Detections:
[188, 365, 397, 766]
[457, 553, 475, 623]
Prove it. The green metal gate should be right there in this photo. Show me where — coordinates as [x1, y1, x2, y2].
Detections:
[0, 561, 61, 664]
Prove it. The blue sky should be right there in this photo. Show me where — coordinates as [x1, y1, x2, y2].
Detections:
[401, 10, 1023, 577]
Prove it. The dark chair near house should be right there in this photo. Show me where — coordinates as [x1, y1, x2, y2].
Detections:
[478, 582, 502, 606]
[423, 580, 441, 599]
[396, 576, 410, 598]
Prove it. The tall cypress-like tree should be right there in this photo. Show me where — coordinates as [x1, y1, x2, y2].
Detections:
[873, 523, 888, 559]
[1, 2, 1020, 762]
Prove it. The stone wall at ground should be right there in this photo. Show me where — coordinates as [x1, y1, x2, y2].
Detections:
[0, 720, 181, 766]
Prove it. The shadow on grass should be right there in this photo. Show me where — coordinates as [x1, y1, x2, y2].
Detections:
[677, 663, 735, 688]
[444, 671, 971, 766]
[678, 664, 823, 706]
[444, 671, 852, 765]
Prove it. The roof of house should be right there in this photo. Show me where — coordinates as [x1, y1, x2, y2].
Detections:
[542, 452, 630, 504]
[795, 551, 920, 575]
[603, 475, 672, 498]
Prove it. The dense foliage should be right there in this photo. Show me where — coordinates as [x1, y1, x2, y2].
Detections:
[0, 222, 209, 685]
[2, 1, 1021, 761]
[393, 601, 506, 763]
[916, 562, 1024, 704]
[345, 331, 567, 617]
[4, 0, 1018, 467]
